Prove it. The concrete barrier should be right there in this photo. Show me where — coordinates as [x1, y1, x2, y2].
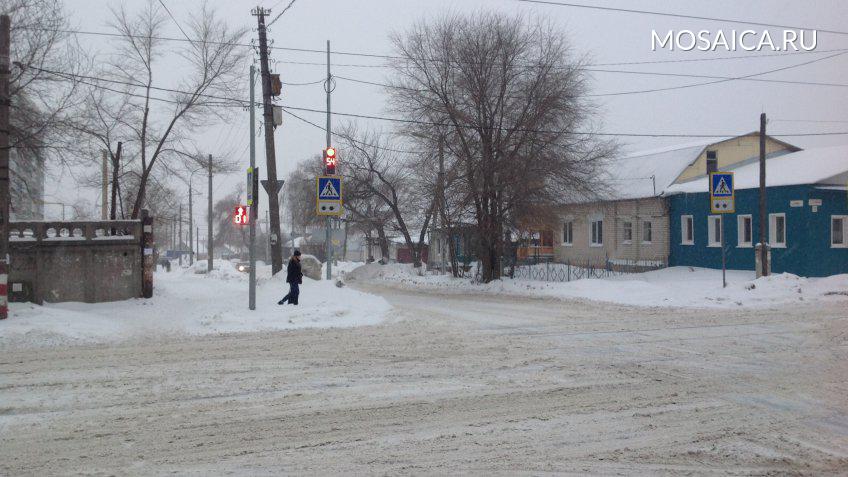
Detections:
[8, 214, 153, 304]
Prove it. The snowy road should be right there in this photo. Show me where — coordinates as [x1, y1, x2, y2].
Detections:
[2, 283, 847, 474]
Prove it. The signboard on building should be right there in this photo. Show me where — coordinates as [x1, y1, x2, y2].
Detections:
[709, 172, 735, 214]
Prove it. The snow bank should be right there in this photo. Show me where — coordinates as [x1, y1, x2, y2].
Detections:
[359, 264, 848, 309]
[345, 262, 427, 281]
[1, 265, 391, 350]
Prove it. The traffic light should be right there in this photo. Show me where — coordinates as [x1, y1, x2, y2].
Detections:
[233, 205, 249, 225]
[323, 147, 337, 175]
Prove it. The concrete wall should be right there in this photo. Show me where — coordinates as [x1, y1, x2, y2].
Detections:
[668, 185, 848, 277]
[9, 220, 145, 304]
[554, 197, 669, 267]
[674, 134, 798, 183]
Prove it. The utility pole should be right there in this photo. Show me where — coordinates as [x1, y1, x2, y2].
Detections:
[252, 7, 284, 275]
[324, 40, 333, 280]
[758, 113, 769, 277]
[188, 181, 193, 266]
[178, 203, 183, 266]
[249, 63, 257, 310]
[110, 142, 122, 221]
[207, 153, 214, 274]
[0, 15, 10, 319]
[101, 150, 108, 219]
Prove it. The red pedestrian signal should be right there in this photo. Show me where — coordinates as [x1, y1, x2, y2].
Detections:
[323, 147, 337, 175]
[233, 205, 249, 225]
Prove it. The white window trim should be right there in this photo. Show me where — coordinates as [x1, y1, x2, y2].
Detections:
[590, 218, 604, 248]
[769, 213, 787, 248]
[707, 215, 722, 248]
[681, 215, 694, 245]
[562, 219, 574, 247]
[641, 220, 653, 245]
[622, 220, 633, 245]
[832, 215, 848, 248]
[737, 214, 753, 248]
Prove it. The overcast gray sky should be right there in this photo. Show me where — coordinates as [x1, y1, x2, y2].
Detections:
[48, 0, 848, 224]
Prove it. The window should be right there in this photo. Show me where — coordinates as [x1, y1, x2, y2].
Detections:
[562, 220, 573, 246]
[737, 215, 752, 248]
[641, 220, 652, 244]
[591, 219, 603, 247]
[707, 215, 722, 247]
[681, 215, 694, 245]
[623, 221, 633, 243]
[769, 213, 786, 248]
[832, 216, 847, 248]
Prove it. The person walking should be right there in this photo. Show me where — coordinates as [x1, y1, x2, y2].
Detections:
[278, 250, 303, 305]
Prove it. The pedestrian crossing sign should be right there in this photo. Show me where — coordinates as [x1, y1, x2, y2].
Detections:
[316, 176, 343, 216]
[709, 172, 735, 214]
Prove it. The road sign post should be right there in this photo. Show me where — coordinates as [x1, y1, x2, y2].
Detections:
[710, 172, 734, 288]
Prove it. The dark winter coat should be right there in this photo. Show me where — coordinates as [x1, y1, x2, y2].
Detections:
[286, 258, 303, 284]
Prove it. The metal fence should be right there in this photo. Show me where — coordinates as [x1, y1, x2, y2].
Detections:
[507, 258, 666, 283]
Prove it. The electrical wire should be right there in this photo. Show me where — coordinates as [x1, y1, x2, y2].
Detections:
[514, 0, 848, 36]
[28, 64, 848, 139]
[158, 0, 194, 45]
[266, 0, 299, 28]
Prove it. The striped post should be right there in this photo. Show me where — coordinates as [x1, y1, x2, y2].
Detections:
[0, 260, 7, 319]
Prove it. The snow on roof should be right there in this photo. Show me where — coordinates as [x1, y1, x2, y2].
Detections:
[664, 144, 848, 195]
[601, 142, 710, 200]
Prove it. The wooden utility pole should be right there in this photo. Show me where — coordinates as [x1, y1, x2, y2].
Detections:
[758, 113, 769, 277]
[207, 153, 214, 274]
[101, 150, 108, 219]
[188, 181, 193, 266]
[0, 15, 10, 319]
[252, 7, 284, 275]
[110, 142, 122, 220]
[178, 203, 183, 266]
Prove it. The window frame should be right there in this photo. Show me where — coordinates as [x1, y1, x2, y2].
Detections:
[832, 215, 847, 248]
[681, 215, 694, 245]
[737, 214, 753, 248]
[707, 215, 722, 248]
[769, 213, 787, 248]
[590, 219, 604, 247]
[562, 219, 573, 246]
[641, 220, 653, 244]
[622, 220, 633, 244]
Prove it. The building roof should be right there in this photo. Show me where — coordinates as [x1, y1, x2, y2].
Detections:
[664, 144, 848, 195]
[601, 141, 712, 200]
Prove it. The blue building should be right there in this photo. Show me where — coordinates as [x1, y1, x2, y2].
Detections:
[665, 145, 848, 277]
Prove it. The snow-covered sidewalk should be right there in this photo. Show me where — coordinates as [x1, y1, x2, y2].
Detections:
[346, 263, 848, 309]
[1, 261, 390, 349]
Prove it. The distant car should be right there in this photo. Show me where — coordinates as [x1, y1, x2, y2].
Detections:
[236, 261, 251, 273]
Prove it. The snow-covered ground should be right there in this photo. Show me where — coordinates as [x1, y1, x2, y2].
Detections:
[1, 260, 390, 349]
[346, 263, 848, 309]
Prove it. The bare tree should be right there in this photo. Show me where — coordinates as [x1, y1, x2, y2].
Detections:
[389, 12, 615, 281]
[2, 0, 86, 218]
[337, 125, 433, 267]
[75, 0, 248, 219]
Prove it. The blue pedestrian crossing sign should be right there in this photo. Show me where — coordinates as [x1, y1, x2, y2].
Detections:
[709, 172, 734, 214]
[316, 176, 343, 216]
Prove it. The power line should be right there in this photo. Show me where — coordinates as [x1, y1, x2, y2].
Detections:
[333, 47, 848, 97]
[158, 0, 194, 45]
[22, 25, 848, 68]
[266, 0, 299, 28]
[514, 0, 848, 36]
[771, 118, 848, 123]
[29, 64, 848, 139]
